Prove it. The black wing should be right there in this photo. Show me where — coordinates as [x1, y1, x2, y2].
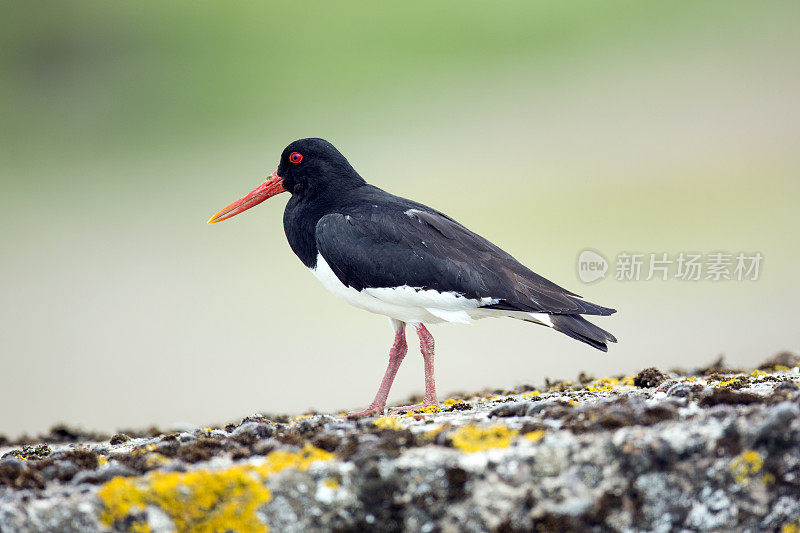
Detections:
[314, 203, 615, 316]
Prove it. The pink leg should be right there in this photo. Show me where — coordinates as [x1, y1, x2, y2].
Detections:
[346, 320, 407, 418]
[389, 324, 440, 413]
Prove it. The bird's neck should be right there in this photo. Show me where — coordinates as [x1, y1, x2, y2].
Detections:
[282, 184, 364, 268]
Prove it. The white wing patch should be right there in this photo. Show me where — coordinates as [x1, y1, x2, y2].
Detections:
[310, 254, 500, 325]
[527, 312, 553, 327]
[310, 254, 556, 328]
[425, 308, 472, 324]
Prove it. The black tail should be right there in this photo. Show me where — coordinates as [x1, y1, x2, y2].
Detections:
[550, 314, 617, 352]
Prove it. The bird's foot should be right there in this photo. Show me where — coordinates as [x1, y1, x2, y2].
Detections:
[388, 400, 439, 414]
[342, 405, 385, 419]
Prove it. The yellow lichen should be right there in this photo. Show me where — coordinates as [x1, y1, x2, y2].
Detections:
[568, 398, 579, 406]
[730, 450, 764, 484]
[409, 406, 441, 415]
[524, 430, 545, 443]
[782, 519, 800, 533]
[98, 444, 333, 532]
[131, 443, 158, 455]
[373, 416, 403, 430]
[714, 377, 741, 388]
[683, 376, 698, 383]
[97, 456, 109, 467]
[129, 521, 152, 533]
[620, 376, 635, 387]
[774, 365, 790, 371]
[586, 378, 619, 392]
[256, 445, 334, 476]
[450, 425, 519, 453]
[548, 381, 573, 392]
[521, 390, 541, 398]
[443, 399, 469, 410]
[322, 477, 339, 490]
[751, 370, 768, 377]
[98, 466, 270, 532]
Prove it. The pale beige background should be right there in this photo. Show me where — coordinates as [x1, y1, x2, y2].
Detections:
[1, 2, 798, 436]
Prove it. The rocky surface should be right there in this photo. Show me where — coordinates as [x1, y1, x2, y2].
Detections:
[2, 353, 800, 532]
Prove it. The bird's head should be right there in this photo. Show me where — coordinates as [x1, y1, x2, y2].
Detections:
[208, 138, 363, 224]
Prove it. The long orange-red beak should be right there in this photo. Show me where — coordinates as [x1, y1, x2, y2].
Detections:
[207, 171, 286, 224]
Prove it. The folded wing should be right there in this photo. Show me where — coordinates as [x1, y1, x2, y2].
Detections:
[314, 202, 615, 317]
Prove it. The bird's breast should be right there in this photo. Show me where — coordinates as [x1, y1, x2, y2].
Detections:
[282, 197, 323, 268]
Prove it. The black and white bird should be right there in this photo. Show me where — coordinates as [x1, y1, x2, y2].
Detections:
[209, 138, 616, 416]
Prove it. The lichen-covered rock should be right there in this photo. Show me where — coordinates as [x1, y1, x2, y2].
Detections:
[2, 355, 800, 532]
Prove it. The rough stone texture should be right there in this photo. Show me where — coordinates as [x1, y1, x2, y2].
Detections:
[633, 367, 667, 388]
[2, 355, 800, 532]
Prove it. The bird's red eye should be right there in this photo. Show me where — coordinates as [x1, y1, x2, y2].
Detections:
[289, 152, 303, 164]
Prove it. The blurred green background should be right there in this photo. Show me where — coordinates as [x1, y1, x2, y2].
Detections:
[2, 1, 799, 436]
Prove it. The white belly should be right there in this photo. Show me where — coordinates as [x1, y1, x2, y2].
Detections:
[309, 253, 553, 327]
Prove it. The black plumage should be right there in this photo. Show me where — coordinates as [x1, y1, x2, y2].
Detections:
[276, 138, 616, 351]
[209, 137, 618, 415]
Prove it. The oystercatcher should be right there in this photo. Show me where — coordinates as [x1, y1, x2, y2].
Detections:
[208, 138, 616, 416]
